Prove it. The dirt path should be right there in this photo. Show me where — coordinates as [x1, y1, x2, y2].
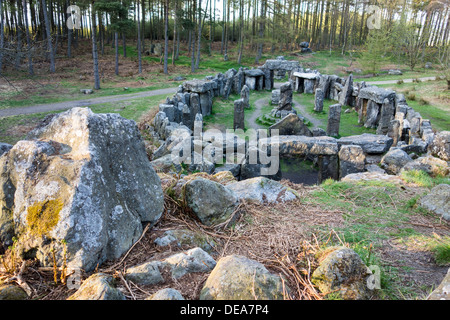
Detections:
[0, 76, 434, 118]
[0, 87, 178, 117]
[365, 76, 436, 85]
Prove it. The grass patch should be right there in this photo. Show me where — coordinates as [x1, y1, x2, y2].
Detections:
[400, 170, 450, 188]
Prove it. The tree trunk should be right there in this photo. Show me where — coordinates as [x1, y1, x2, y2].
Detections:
[137, 0, 142, 73]
[0, 0, 4, 74]
[42, 0, 55, 72]
[91, 2, 100, 89]
[172, 0, 177, 65]
[115, 32, 119, 75]
[23, 0, 33, 75]
[163, 0, 168, 74]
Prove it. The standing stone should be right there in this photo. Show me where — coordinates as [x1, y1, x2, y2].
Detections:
[387, 119, 401, 147]
[223, 68, 236, 99]
[182, 104, 193, 130]
[318, 75, 331, 99]
[245, 76, 256, 91]
[364, 100, 380, 129]
[277, 82, 293, 111]
[271, 89, 280, 105]
[199, 91, 213, 116]
[190, 93, 201, 118]
[314, 88, 324, 112]
[376, 98, 395, 135]
[233, 99, 245, 130]
[304, 79, 315, 93]
[338, 145, 366, 179]
[193, 113, 203, 139]
[339, 74, 353, 106]
[326, 104, 342, 137]
[240, 85, 250, 108]
[233, 68, 245, 94]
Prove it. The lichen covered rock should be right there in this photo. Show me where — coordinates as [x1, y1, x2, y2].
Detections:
[0, 107, 164, 271]
[419, 184, 450, 221]
[200, 255, 285, 300]
[185, 178, 239, 226]
[311, 247, 373, 300]
[67, 273, 126, 300]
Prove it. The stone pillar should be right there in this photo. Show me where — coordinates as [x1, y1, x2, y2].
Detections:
[339, 74, 353, 106]
[338, 145, 366, 179]
[314, 88, 324, 112]
[271, 89, 280, 105]
[376, 98, 395, 135]
[240, 85, 250, 108]
[233, 99, 245, 130]
[277, 82, 293, 111]
[364, 100, 380, 129]
[326, 104, 341, 137]
[387, 119, 401, 147]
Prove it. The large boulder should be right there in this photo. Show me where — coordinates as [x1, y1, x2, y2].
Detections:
[226, 177, 299, 204]
[0, 284, 28, 300]
[200, 255, 285, 300]
[430, 131, 450, 161]
[419, 184, 450, 221]
[380, 149, 412, 175]
[67, 273, 126, 300]
[338, 145, 366, 178]
[0, 108, 164, 271]
[400, 155, 449, 177]
[311, 247, 373, 300]
[269, 113, 312, 136]
[337, 134, 393, 154]
[185, 178, 239, 226]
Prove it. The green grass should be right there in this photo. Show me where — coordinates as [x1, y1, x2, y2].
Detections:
[304, 177, 449, 299]
[293, 93, 376, 137]
[0, 94, 167, 145]
[400, 170, 450, 188]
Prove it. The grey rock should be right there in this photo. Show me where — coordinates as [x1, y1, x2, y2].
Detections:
[358, 86, 396, 105]
[278, 82, 293, 111]
[338, 134, 393, 154]
[376, 98, 395, 135]
[240, 84, 250, 108]
[163, 247, 216, 279]
[68, 273, 126, 300]
[338, 145, 366, 178]
[146, 288, 185, 300]
[0, 284, 28, 300]
[0, 108, 164, 272]
[419, 184, 450, 221]
[314, 88, 324, 112]
[269, 113, 312, 136]
[430, 131, 450, 161]
[326, 104, 341, 137]
[125, 261, 165, 285]
[226, 177, 298, 204]
[380, 149, 412, 175]
[200, 255, 285, 300]
[400, 155, 449, 177]
[182, 80, 214, 93]
[311, 247, 373, 300]
[154, 229, 215, 252]
[185, 178, 239, 226]
[388, 69, 402, 75]
[233, 99, 245, 130]
[271, 89, 280, 105]
[338, 74, 353, 106]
